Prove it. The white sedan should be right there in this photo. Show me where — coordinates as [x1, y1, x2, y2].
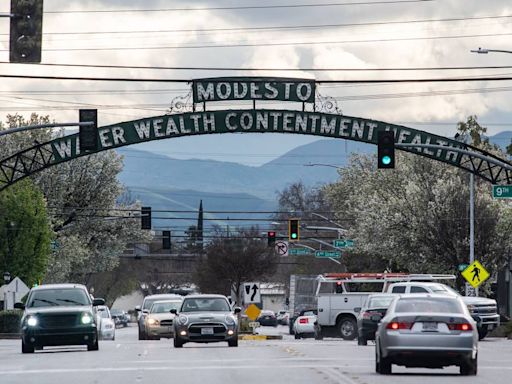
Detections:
[95, 305, 116, 341]
[293, 309, 321, 339]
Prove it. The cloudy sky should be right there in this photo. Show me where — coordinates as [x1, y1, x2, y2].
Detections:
[1, 0, 512, 166]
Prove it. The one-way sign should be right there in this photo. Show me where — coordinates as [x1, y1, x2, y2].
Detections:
[243, 282, 261, 304]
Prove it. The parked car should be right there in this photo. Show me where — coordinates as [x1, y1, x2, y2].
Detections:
[15, 283, 104, 353]
[172, 294, 241, 348]
[357, 294, 395, 345]
[136, 294, 183, 340]
[110, 309, 129, 327]
[257, 310, 278, 327]
[293, 309, 321, 339]
[276, 310, 290, 325]
[375, 294, 478, 375]
[95, 305, 116, 341]
[144, 299, 183, 340]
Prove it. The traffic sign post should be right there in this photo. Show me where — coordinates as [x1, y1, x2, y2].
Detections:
[333, 239, 354, 248]
[492, 185, 512, 199]
[461, 260, 490, 289]
[315, 250, 341, 259]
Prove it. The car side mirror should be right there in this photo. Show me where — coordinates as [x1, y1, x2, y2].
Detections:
[142, 309, 149, 315]
[14, 302, 25, 310]
[92, 298, 105, 306]
[135, 305, 141, 312]
[354, 307, 361, 313]
[234, 307, 241, 314]
[370, 314, 382, 322]
[170, 309, 178, 315]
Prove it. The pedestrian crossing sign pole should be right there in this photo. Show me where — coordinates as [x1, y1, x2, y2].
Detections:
[461, 260, 490, 290]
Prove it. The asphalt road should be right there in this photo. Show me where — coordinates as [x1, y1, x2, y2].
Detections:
[0, 325, 511, 384]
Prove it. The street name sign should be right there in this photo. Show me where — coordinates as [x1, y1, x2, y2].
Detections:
[289, 248, 312, 256]
[492, 185, 512, 199]
[333, 239, 354, 248]
[461, 260, 490, 289]
[315, 250, 341, 259]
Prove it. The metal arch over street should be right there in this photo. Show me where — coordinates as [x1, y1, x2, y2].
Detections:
[1, 109, 512, 191]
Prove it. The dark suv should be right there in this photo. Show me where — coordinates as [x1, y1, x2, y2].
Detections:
[15, 284, 104, 353]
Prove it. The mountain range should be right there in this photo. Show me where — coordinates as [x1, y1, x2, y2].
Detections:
[117, 132, 511, 230]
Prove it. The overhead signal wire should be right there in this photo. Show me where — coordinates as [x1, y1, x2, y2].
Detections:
[45, 1, 436, 14]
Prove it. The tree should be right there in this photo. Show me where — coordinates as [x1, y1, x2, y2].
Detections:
[324, 117, 512, 290]
[194, 228, 277, 305]
[0, 179, 51, 286]
[1, 113, 151, 284]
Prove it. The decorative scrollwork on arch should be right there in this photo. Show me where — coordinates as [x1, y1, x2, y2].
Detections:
[168, 90, 204, 114]
[306, 90, 343, 115]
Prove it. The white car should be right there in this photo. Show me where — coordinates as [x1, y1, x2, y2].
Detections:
[293, 309, 321, 339]
[96, 305, 116, 341]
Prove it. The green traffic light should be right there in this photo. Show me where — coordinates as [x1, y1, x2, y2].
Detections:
[381, 155, 391, 165]
[291, 233, 297, 239]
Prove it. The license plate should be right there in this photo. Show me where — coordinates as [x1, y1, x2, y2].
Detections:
[422, 322, 438, 331]
[201, 327, 214, 335]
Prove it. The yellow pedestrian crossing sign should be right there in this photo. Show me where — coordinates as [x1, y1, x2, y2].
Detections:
[461, 260, 490, 289]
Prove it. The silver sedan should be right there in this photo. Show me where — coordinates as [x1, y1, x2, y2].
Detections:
[375, 294, 478, 375]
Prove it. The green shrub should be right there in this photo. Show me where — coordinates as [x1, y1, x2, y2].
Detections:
[239, 318, 252, 333]
[0, 310, 22, 333]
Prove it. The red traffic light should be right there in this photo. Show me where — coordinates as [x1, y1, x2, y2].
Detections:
[267, 231, 276, 246]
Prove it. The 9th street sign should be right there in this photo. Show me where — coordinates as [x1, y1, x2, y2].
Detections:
[492, 185, 512, 199]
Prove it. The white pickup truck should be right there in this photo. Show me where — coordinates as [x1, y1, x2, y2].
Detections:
[385, 282, 499, 339]
[316, 273, 458, 340]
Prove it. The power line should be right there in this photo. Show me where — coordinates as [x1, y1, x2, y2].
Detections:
[1, 14, 507, 37]
[3, 61, 512, 72]
[2, 31, 511, 52]
[45, 1, 435, 14]
[3, 73, 512, 84]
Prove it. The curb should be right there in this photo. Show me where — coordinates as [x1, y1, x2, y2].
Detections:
[0, 333, 20, 339]
[239, 335, 283, 340]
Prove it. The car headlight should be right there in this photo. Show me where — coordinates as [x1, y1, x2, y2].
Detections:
[466, 304, 475, 313]
[81, 313, 93, 324]
[26, 316, 38, 327]
[147, 318, 159, 325]
[177, 315, 188, 325]
[225, 315, 236, 325]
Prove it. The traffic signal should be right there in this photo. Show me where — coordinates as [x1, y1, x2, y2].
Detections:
[141, 206, 152, 230]
[79, 109, 98, 151]
[377, 131, 395, 169]
[288, 219, 300, 241]
[267, 231, 276, 246]
[9, 0, 44, 63]
[162, 230, 171, 249]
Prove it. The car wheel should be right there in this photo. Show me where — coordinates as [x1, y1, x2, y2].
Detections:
[460, 355, 478, 376]
[357, 336, 367, 346]
[228, 338, 238, 347]
[338, 317, 357, 340]
[87, 338, 99, 351]
[21, 340, 35, 354]
[379, 354, 392, 374]
[138, 327, 145, 340]
[294, 333, 301, 339]
[478, 325, 488, 340]
[173, 336, 184, 348]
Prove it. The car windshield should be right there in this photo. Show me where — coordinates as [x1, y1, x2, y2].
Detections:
[150, 301, 182, 313]
[27, 288, 91, 308]
[395, 298, 463, 313]
[367, 296, 394, 308]
[181, 298, 230, 312]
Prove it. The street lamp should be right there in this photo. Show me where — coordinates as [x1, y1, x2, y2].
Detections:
[470, 47, 512, 55]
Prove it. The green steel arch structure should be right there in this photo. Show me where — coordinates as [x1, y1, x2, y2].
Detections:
[1, 109, 512, 191]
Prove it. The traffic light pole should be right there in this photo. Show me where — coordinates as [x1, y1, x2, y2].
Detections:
[0, 122, 94, 137]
